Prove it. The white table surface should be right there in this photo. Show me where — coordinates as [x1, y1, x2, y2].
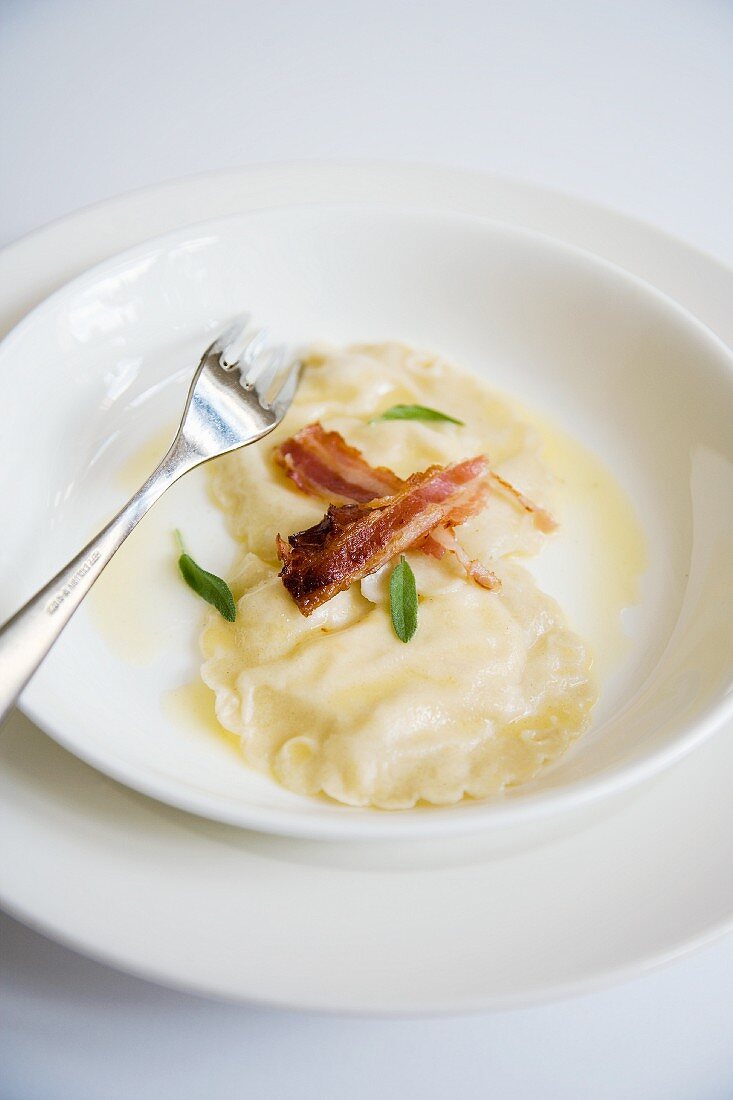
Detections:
[1, 1, 733, 1096]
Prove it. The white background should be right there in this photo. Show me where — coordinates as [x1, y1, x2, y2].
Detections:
[1, 1, 733, 1096]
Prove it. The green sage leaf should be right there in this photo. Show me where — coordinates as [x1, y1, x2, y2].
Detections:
[371, 404, 464, 426]
[174, 530, 236, 622]
[389, 555, 418, 643]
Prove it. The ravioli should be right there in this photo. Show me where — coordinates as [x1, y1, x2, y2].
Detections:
[201, 343, 596, 808]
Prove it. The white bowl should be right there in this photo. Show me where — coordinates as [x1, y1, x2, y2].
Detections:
[1, 204, 732, 840]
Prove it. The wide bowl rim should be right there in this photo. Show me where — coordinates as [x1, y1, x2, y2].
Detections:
[4, 199, 733, 840]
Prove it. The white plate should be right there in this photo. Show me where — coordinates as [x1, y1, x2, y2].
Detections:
[3, 201, 733, 840]
[2, 165, 733, 1010]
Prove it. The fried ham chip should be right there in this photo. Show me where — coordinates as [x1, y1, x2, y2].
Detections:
[276, 457, 492, 614]
[275, 423, 402, 503]
[273, 422, 554, 613]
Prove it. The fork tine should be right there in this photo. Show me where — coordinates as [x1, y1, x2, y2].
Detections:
[271, 360, 301, 418]
[237, 328, 270, 376]
[251, 345, 288, 400]
[221, 323, 266, 371]
[211, 314, 251, 363]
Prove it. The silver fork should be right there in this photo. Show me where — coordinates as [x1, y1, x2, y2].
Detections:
[0, 316, 300, 725]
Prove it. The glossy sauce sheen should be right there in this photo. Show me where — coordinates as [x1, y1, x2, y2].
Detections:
[526, 411, 646, 679]
[89, 344, 645, 809]
[201, 344, 634, 808]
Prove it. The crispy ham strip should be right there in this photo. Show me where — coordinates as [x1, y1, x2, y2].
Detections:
[275, 424, 402, 503]
[419, 525, 498, 590]
[277, 458, 492, 615]
[488, 471, 557, 533]
[275, 423, 450, 563]
[275, 423, 554, 532]
[273, 423, 554, 611]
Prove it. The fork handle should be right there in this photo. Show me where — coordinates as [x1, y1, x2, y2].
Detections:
[0, 438, 192, 727]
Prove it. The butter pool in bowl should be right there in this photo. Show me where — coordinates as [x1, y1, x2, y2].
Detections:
[1, 205, 732, 840]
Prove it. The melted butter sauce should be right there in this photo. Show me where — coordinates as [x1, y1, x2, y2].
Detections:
[87, 425, 178, 665]
[163, 680, 240, 753]
[525, 410, 647, 680]
[87, 423, 239, 746]
[88, 408, 646, 729]
[118, 423, 178, 489]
